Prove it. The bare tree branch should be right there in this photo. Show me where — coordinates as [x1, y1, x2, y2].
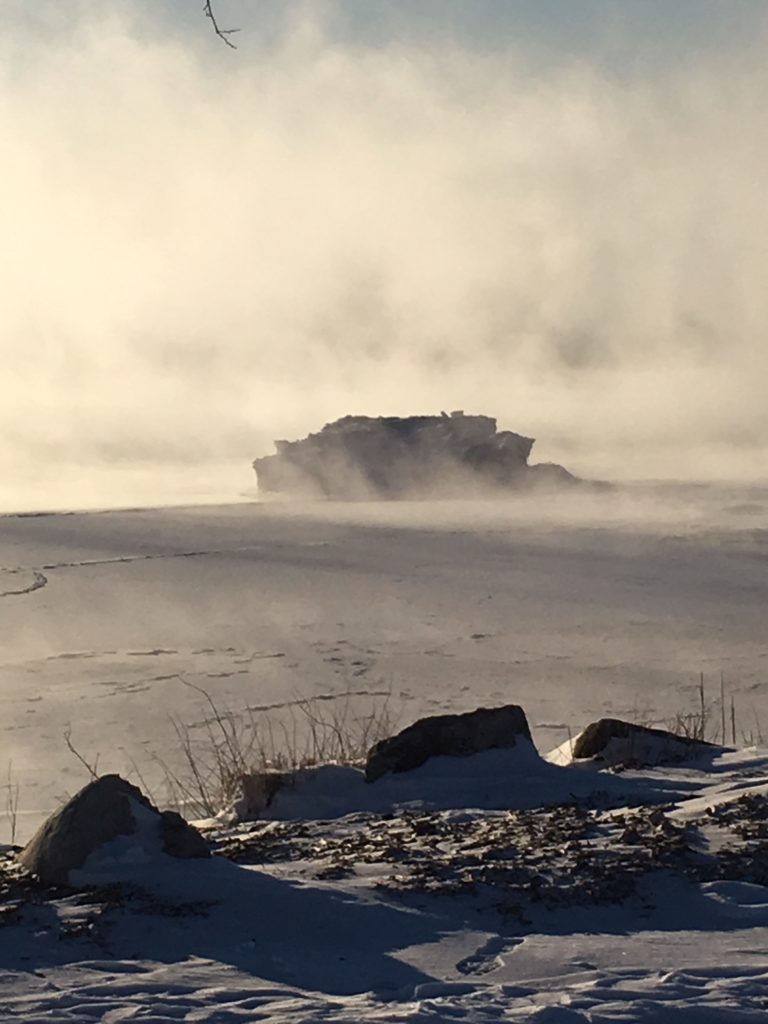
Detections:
[203, 1, 239, 49]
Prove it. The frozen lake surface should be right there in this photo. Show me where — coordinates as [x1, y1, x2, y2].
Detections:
[1, 482, 766, 840]
[2, 482, 768, 1023]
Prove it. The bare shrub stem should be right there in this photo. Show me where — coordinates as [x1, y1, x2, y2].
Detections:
[4, 762, 20, 846]
[63, 726, 100, 780]
[151, 680, 398, 819]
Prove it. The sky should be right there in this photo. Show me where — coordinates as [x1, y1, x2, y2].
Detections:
[1, 1, 767, 507]
[145, 2, 765, 63]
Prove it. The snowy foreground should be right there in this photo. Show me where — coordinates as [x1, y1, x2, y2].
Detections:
[2, 743, 768, 1022]
[0, 485, 767, 1019]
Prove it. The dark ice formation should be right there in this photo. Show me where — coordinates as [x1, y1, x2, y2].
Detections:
[253, 411, 579, 499]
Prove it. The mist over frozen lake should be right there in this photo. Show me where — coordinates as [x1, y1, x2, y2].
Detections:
[4, 3, 768, 1017]
[2, 480, 766, 842]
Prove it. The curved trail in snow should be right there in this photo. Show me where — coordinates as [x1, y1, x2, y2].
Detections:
[0, 546, 266, 599]
[0, 568, 48, 597]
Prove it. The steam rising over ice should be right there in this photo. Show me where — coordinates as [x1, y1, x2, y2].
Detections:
[1, 4, 767, 508]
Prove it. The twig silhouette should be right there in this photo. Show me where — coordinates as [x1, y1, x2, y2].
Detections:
[203, 1, 239, 49]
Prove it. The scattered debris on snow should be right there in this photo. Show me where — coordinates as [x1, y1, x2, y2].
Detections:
[3, 747, 768, 1021]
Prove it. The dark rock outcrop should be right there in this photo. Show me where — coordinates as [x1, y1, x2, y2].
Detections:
[253, 412, 578, 499]
[572, 718, 720, 767]
[18, 774, 209, 886]
[159, 809, 211, 859]
[365, 704, 534, 783]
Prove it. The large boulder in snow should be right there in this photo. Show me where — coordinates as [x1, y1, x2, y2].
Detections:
[571, 718, 719, 767]
[365, 704, 534, 783]
[18, 774, 209, 886]
[253, 412, 578, 499]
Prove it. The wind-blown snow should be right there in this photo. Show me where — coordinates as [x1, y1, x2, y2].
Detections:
[1, 486, 766, 839]
[1, 489, 767, 1020]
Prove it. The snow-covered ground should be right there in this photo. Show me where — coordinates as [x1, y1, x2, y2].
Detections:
[1, 482, 767, 1020]
[2, 744, 768, 1022]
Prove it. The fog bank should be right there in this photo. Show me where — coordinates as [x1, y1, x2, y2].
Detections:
[2, 5, 767, 508]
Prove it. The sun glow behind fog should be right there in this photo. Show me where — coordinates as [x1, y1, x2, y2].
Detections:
[1, 4, 767, 510]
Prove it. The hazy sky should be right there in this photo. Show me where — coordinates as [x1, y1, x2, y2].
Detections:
[2, 1, 766, 506]
[111, 1, 767, 63]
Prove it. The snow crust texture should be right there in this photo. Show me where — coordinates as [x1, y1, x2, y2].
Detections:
[3, 748, 768, 1022]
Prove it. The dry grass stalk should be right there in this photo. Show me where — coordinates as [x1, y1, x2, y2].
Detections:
[4, 762, 20, 846]
[63, 725, 100, 780]
[662, 672, 766, 749]
[152, 680, 399, 819]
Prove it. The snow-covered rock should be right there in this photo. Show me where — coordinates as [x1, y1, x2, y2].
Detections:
[365, 704, 533, 782]
[18, 774, 209, 886]
[548, 717, 721, 768]
[228, 769, 293, 821]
